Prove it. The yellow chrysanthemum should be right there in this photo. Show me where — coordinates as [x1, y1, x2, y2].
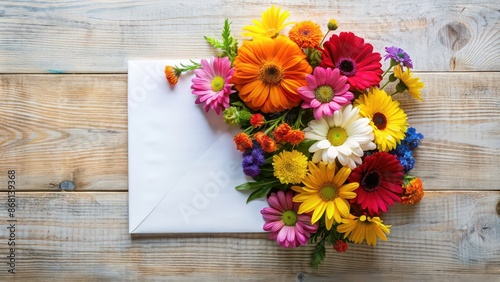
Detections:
[354, 88, 408, 152]
[393, 64, 424, 101]
[337, 214, 391, 246]
[272, 150, 308, 184]
[292, 162, 358, 230]
[242, 6, 292, 38]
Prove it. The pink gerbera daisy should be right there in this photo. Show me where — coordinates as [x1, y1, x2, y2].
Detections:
[320, 32, 383, 91]
[298, 67, 354, 120]
[260, 190, 318, 248]
[348, 152, 404, 215]
[191, 57, 236, 114]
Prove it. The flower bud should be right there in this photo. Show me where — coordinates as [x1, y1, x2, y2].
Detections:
[223, 107, 240, 125]
[327, 19, 338, 31]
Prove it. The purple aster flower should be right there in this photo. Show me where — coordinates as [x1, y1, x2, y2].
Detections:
[243, 164, 261, 177]
[242, 143, 266, 177]
[384, 46, 413, 69]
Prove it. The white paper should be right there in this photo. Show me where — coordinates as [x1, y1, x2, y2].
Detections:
[128, 60, 267, 234]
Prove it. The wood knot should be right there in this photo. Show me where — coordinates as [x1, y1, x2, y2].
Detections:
[438, 21, 471, 51]
[296, 272, 307, 282]
[59, 180, 76, 191]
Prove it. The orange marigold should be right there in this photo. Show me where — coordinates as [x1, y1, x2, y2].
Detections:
[254, 132, 277, 153]
[250, 114, 265, 128]
[164, 65, 179, 86]
[288, 21, 323, 49]
[283, 129, 305, 145]
[234, 132, 253, 152]
[273, 123, 291, 142]
[401, 177, 424, 205]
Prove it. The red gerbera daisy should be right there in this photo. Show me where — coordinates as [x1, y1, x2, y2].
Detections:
[348, 152, 404, 215]
[320, 32, 383, 91]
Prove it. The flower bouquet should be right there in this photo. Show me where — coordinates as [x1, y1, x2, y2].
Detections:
[165, 6, 425, 268]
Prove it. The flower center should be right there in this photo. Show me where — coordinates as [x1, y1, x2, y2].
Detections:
[301, 29, 311, 36]
[397, 53, 405, 59]
[361, 170, 382, 192]
[284, 160, 297, 172]
[282, 210, 298, 226]
[373, 112, 387, 130]
[259, 62, 284, 86]
[211, 76, 225, 92]
[336, 58, 357, 77]
[315, 85, 335, 103]
[320, 185, 337, 201]
[327, 127, 347, 146]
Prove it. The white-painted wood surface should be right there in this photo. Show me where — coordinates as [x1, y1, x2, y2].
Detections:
[0, 0, 498, 72]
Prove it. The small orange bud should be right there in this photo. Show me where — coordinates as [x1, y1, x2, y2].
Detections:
[401, 177, 424, 205]
[164, 65, 179, 86]
[250, 114, 265, 128]
[273, 123, 291, 143]
[234, 132, 253, 152]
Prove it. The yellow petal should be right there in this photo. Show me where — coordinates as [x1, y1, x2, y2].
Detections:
[335, 197, 350, 218]
[325, 214, 334, 230]
[310, 202, 326, 224]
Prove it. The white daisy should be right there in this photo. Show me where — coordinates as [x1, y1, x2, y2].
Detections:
[304, 104, 376, 169]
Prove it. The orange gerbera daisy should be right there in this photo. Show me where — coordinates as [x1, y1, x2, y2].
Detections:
[289, 21, 323, 49]
[232, 35, 313, 113]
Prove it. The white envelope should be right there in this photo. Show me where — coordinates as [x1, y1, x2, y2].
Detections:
[128, 60, 267, 234]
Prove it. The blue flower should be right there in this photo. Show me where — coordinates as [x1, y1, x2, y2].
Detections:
[397, 150, 415, 172]
[402, 127, 424, 150]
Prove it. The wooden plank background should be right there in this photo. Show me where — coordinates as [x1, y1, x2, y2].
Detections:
[0, 0, 499, 280]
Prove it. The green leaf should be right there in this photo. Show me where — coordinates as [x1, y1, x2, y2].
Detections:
[235, 179, 279, 191]
[246, 186, 273, 203]
[295, 139, 316, 158]
[204, 36, 223, 49]
[310, 240, 326, 270]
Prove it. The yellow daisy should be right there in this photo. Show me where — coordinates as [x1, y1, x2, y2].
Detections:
[292, 162, 358, 230]
[242, 6, 292, 39]
[336, 214, 391, 246]
[354, 88, 408, 152]
[272, 150, 308, 184]
[393, 64, 424, 101]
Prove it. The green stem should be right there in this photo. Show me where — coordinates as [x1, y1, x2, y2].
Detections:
[293, 108, 304, 129]
[380, 80, 391, 90]
[390, 91, 399, 96]
[381, 65, 393, 78]
[319, 30, 331, 47]
[264, 112, 288, 135]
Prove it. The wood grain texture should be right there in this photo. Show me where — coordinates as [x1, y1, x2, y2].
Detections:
[0, 74, 128, 191]
[0, 0, 498, 73]
[0, 191, 498, 280]
[1, 72, 498, 191]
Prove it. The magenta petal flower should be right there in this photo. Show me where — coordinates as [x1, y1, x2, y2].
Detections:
[298, 67, 354, 120]
[191, 57, 236, 114]
[260, 191, 318, 248]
